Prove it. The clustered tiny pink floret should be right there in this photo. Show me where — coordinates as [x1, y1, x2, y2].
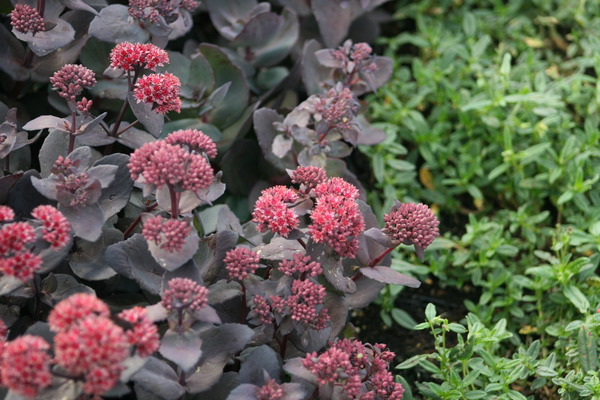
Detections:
[291, 166, 327, 191]
[0, 220, 41, 281]
[0, 206, 14, 222]
[142, 215, 191, 253]
[383, 202, 439, 249]
[31, 205, 71, 249]
[252, 186, 299, 237]
[129, 140, 214, 192]
[10, 4, 45, 35]
[165, 129, 218, 158]
[256, 379, 284, 400]
[134, 72, 181, 114]
[287, 279, 329, 328]
[0, 335, 52, 397]
[162, 277, 208, 312]
[314, 87, 357, 130]
[51, 156, 92, 207]
[309, 193, 364, 258]
[110, 42, 169, 72]
[224, 247, 261, 281]
[251, 295, 273, 325]
[49, 294, 130, 396]
[128, 0, 198, 22]
[331, 41, 378, 74]
[50, 64, 96, 102]
[314, 176, 360, 200]
[279, 253, 323, 278]
[76, 97, 93, 114]
[118, 306, 160, 358]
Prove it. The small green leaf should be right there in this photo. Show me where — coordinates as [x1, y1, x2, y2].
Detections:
[578, 325, 598, 372]
[425, 303, 437, 322]
[562, 285, 590, 313]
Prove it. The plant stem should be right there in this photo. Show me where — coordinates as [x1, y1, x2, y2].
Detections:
[68, 111, 77, 154]
[368, 246, 396, 268]
[168, 185, 179, 218]
[123, 202, 158, 238]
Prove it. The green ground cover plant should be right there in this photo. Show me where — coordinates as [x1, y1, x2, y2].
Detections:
[361, 0, 600, 399]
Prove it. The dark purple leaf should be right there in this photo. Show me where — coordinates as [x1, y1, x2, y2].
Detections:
[37, 234, 73, 274]
[69, 228, 121, 280]
[359, 266, 421, 288]
[60, 204, 105, 242]
[320, 254, 356, 294]
[0, 276, 26, 297]
[205, 0, 267, 40]
[283, 358, 317, 384]
[8, 170, 50, 217]
[147, 222, 199, 271]
[40, 273, 94, 306]
[254, 237, 304, 260]
[88, 4, 150, 43]
[226, 384, 259, 400]
[345, 274, 384, 309]
[207, 280, 242, 304]
[0, 24, 28, 81]
[93, 154, 134, 219]
[127, 93, 164, 138]
[159, 330, 203, 372]
[105, 234, 164, 294]
[132, 357, 185, 400]
[59, 0, 98, 15]
[248, 8, 299, 67]
[237, 345, 281, 386]
[22, 115, 65, 132]
[12, 19, 75, 57]
[361, 56, 393, 93]
[312, 0, 353, 47]
[363, 227, 394, 248]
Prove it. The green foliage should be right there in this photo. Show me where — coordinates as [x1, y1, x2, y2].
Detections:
[363, 0, 600, 398]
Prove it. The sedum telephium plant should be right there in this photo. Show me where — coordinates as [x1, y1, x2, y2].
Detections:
[0, 0, 441, 399]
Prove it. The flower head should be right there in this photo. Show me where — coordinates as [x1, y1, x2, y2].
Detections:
[291, 166, 327, 192]
[0, 251, 42, 282]
[50, 64, 96, 102]
[142, 215, 191, 253]
[129, 140, 214, 192]
[224, 247, 260, 281]
[118, 307, 159, 358]
[287, 279, 329, 328]
[165, 129, 218, 158]
[314, 87, 357, 130]
[134, 72, 181, 114]
[110, 42, 169, 72]
[252, 186, 299, 237]
[31, 205, 71, 249]
[0, 335, 52, 397]
[0, 221, 41, 281]
[383, 202, 439, 250]
[309, 194, 364, 258]
[251, 295, 273, 325]
[314, 177, 359, 200]
[162, 278, 208, 312]
[256, 379, 283, 400]
[279, 253, 322, 278]
[128, 0, 199, 22]
[302, 347, 353, 386]
[48, 293, 110, 332]
[10, 4, 45, 35]
[0, 206, 14, 222]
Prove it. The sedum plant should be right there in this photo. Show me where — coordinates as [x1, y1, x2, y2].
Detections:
[0, 0, 440, 399]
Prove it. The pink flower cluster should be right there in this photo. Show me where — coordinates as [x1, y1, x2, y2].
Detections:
[0, 335, 52, 397]
[165, 129, 218, 159]
[110, 42, 169, 72]
[50, 64, 96, 103]
[48, 294, 153, 396]
[383, 202, 439, 250]
[291, 166, 327, 193]
[128, 0, 198, 23]
[224, 247, 261, 281]
[133, 72, 181, 114]
[0, 205, 70, 281]
[302, 339, 404, 400]
[251, 279, 330, 330]
[309, 176, 364, 258]
[117, 306, 160, 357]
[252, 185, 299, 237]
[279, 253, 322, 278]
[256, 378, 284, 400]
[10, 4, 45, 35]
[330, 40, 378, 75]
[50, 156, 93, 207]
[128, 134, 214, 193]
[142, 215, 191, 253]
[162, 277, 208, 313]
[314, 86, 358, 130]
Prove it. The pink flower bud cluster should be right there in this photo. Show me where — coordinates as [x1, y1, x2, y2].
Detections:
[252, 186, 300, 238]
[110, 42, 169, 72]
[314, 86, 358, 130]
[165, 129, 218, 159]
[10, 4, 45, 35]
[0, 335, 52, 397]
[302, 339, 404, 400]
[128, 0, 198, 23]
[162, 277, 208, 313]
[128, 134, 214, 193]
[50, 156, 93, 207]
[0, 206, 14, 222]
[0, 205, 70, 281]
[49, 294, 130, 396]
[50, 64, 96, 103]
[383, 202, 439, 250]
[76, 97, 93, 114]
[251, 279, 330, 330]
[142, 215, 191, 253]
[291, 166, 327, 193]
[117, 306, 159, 358]
[331, 40, 378, 75]
[224, 247, 261, 281]
[279, 253, 322, 278]
[256, 378, 284, 400]
[133, 72, 181, 114]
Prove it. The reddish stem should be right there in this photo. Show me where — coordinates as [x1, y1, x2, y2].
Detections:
[123, 202, 158, 238]
[168, 185, 179, 218]
[67, 111, 76, 154]
[368, 246, 395, 268]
